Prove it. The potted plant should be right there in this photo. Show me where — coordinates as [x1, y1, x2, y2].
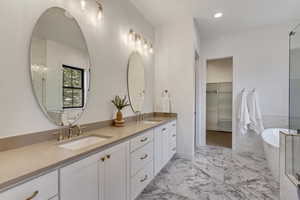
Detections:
[111, 95, 130, 127]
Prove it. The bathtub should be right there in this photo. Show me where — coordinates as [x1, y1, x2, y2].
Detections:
[262, 128, 289, 181]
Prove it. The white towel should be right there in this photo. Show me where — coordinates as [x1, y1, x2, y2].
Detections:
[161, 90, 171, 113]
[237, 90, 250, 135]
[248, 90, 264, 134]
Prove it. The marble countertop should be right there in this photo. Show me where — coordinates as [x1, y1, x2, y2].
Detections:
[0, 116, 176, 191]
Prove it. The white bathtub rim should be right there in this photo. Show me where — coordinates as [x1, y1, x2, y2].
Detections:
[262, 128, 290, 148]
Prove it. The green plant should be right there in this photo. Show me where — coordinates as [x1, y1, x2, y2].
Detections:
[111, 95, 130, 111]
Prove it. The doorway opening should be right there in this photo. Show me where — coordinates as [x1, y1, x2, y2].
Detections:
[206, 57, 233, 148]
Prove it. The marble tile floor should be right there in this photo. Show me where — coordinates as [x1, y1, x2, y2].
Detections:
[137, 146, 279, 200]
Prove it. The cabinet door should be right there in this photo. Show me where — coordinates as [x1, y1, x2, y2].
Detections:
[154, 125, 169, 175]
[99, 142, 129, 200]
[154, 127, 162, 175]
[162, 126, 170, 166]
[60, 154, 99, 200]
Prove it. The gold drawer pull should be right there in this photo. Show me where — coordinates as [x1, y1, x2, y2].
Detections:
[140, 137, 148, 142]
[106, 155, 111, 159]
[26, 191, 39, 200]
[140, 154, 148, 160]
[101, 157, 106, 162]
[140, 175, 148, 183]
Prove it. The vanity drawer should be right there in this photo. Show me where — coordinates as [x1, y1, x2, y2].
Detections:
[131, 162, 153, 200]
[170, 139, 177, 154]
[131, 142, 153, 176]
[130, 130, 154, 152]
[156, 124, 169, 137]
[169, 130, 177, 143]
[169, 120, 177, 130]
[0, 170, 58, 200]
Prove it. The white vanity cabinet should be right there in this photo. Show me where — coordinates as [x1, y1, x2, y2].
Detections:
[154, 120, 177, 176]
[0, 119, 177, 200]
[60, 153, 100, 200]
[0, 170, 58, 200]
[98, 142, 129, 200]
[168, 121, 177, 159]
[60, 142, 129, 200]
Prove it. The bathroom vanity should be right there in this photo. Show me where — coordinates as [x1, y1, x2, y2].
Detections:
[0, 117, 177, 200]
[0, 6, 177, 200]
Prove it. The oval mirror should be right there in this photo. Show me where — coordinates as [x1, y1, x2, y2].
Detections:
[30, 7, 91, 126]
[127, 52, 145, 113]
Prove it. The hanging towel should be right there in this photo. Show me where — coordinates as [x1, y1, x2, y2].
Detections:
[161, 90, 171, 113]
[247, 90, 264, 134]
[237, 90, 250, 135]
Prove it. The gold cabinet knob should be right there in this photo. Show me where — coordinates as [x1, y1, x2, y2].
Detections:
[101, 157, 106, 162]
[140, 154, 148, 160]
[106, 155, 111, 159]
[26, 191, 39, 200]
[140, 137, 148, 142]
[140, 175, 148, 183]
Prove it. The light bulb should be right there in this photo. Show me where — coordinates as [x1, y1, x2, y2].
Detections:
[149, 46, 154, 54]
[128, 30, 134, 42]
[96, 2, 103, 20]
[143, 42, 148, 50]
[97, 9, 103, 20]
[136, 37, 141, 46]
[81, 0, 86, 11]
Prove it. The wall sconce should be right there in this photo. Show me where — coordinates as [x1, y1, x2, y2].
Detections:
[96, 0, 103, 20]
[127, 29, 154, 55]
[80, 0, 103, 21]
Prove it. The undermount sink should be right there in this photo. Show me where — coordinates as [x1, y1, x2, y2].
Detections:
[59, 136, 111, 150]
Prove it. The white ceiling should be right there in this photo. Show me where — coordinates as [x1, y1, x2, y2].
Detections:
[130, 0, 300, 39]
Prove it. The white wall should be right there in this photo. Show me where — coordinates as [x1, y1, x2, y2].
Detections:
[154, 18, 196, 159]
[0, 0, 154, 138]
[207, 58, 233, 83]
[199, 24, 290, 154]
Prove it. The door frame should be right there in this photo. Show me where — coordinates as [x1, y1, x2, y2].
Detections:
[196, 56, 236, 150]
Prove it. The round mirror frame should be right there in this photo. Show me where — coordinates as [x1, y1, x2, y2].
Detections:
[29, 7, 91, 126]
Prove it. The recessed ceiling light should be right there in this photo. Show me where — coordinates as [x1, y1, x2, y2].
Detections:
[214, 12, 223, 18]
